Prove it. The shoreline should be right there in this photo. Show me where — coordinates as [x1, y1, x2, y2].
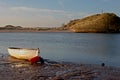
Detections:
[0, 30, 72, 33]
[1, 29, 120, 33]
[0, 54, 120, 80]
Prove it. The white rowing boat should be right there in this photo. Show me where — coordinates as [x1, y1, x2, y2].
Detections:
[8, 47, 40, 60]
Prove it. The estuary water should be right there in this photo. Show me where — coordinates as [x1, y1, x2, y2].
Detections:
[0, 32, 120, 67]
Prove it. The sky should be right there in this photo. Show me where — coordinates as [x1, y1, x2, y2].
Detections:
[0, 0, 120, 27]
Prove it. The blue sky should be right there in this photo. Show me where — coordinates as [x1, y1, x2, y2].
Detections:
[0, 0, 120, 27]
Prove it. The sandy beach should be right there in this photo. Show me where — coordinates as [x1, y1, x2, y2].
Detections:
[0, 54, 120, 80]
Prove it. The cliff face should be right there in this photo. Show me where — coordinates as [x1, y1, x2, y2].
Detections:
[63, 13, 120, 33]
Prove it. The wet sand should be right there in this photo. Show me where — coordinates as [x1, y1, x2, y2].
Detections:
[0, 54, 120, 80]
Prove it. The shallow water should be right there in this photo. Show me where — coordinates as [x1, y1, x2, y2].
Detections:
[0, 32, 120, 67]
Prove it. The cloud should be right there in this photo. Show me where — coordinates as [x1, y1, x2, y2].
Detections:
[0, 6, 89, 27]
[10, 6, 83, 20]
[11, 6, 65, 13]
[0, 6, 66, 27]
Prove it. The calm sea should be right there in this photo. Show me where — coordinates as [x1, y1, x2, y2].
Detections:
[0, 32, 120, 67]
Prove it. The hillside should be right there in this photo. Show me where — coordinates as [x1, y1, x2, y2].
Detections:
[61, 13, 120, 33]
[0, 25, 55, 32]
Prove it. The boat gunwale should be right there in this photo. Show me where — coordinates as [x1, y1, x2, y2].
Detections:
[8, 47, 39, 50]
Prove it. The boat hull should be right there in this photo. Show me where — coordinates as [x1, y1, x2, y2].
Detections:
[8, 47, 39, 60]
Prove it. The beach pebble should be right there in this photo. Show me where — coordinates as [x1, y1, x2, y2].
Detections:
[56, 71, 67, 76]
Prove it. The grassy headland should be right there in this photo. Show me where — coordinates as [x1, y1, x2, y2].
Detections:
[60, 13, 120, 33]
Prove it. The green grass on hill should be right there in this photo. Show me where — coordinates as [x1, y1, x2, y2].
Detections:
[62, 13, 120, 33]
